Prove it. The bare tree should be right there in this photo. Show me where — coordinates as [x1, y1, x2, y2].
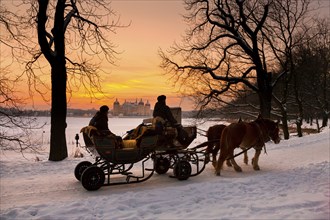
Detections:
[2, 0, 122, 161]
[0, 5, 44, 153]
[294, 19, 330, 129]
[160, 0, 284, 119]
[313, 19, 329, 128]
[263, 0, 312, 138]
[34, 0, 121, 161]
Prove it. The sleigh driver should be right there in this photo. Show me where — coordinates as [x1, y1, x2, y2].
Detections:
[153, 95, 192, 146]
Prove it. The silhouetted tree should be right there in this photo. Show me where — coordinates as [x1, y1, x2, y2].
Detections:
[264, 0, 311, 138]
[160, 0, 284, 119]
[0, 6, 43, 152]
[22, 0, 121, 161]
[294, 19, 330, 129]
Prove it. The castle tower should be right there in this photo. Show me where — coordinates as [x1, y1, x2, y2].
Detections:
[145, 100, 151, 116]
[138, 98, 144, 115]
[113, 98, 120, 116]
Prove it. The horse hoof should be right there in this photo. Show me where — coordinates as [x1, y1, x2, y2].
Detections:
[234, 167, 242, 172]
[253, 166, 260, 171]
[216, 172, 220, 176]
[205, 156, 210, 164]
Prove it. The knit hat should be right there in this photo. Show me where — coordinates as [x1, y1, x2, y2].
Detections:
[157, 95, 166, 101]
[100, 105, 109, 113]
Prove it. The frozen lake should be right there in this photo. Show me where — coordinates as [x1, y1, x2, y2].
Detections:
[31, 116, 215, 155]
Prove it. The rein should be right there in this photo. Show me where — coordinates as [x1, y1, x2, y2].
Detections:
[196, 128, 208, 137]
[226, 144, 267, 160]
[227, 146, 254, 160]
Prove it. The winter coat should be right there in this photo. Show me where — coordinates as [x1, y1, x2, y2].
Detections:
[89, 111, 110, 132]
[153, 101, 177, 125]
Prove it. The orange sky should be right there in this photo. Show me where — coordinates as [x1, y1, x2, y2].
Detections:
[85, 1, 193, 110]
[1, 0, 329, 111]
[1, 0, 195, 111]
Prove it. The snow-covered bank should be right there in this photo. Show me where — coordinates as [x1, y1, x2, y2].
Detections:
[0, 118, 329, 219]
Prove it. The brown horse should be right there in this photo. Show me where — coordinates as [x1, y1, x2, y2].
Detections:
[215, 115, 281, 176]
[205, 118, 246, 167]
[205, 124, 226, 164]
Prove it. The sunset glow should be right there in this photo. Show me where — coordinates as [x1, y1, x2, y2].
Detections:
[1, 1, 328, 112]
[1, 1, 194, 111]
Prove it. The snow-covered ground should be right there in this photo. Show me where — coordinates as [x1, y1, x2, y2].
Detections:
[0, 117, 329, 220]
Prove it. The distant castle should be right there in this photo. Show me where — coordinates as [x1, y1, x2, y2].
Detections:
[112, 98, 151, 116]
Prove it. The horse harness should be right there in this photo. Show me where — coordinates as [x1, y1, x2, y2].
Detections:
[227, 122, 268, 160]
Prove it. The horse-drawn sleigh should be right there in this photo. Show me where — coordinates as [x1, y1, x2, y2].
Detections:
[74, 110, 280, 191]
[74, 108, 211, 191]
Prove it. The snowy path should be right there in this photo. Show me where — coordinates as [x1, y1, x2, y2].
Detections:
[0, 122, 329, 219]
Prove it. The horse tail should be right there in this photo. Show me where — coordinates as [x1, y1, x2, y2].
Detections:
[219, 126, 229, 161]
[206, 125, 226, 153]
[206, 125, 219, 151]
[205, 127, 213, 154]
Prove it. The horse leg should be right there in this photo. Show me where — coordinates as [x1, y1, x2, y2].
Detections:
[205, 142, 213, 164]
[215, 145, 228, 176]
[215, 154, 226, 176]
[226, 159, 232, 167]
[212, 142, 220, 168]
[251, 149, 261, 170]
[239, 147, 248, 165]
[229, 152, 242, 172]
[205, 152, 210, 164]
[244, 151, 248, 165]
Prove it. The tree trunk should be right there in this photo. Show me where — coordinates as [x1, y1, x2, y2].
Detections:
[258, 92, 272, 119]
[316, 115, 320, 132]
[49, 64, 68, 161]
[47, 0, 68, 161]
[321, 96, 328, 128]
[293, 83, 303, 137]
[295, 98, 304, 137]
[321, 112, 328, 128]
[281, 111, 290, 140]
[273, 95, 290, 139]
[321, 63, 328, 128]
[257, 70, 272, 119]
[296, 117, 303, 137]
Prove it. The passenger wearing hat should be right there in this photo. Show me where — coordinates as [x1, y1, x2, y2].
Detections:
[89, 105, 112, 135]
[153, 95, 191, 145]
[153, 95, 178, 126]
[89, 105, 123, 147]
